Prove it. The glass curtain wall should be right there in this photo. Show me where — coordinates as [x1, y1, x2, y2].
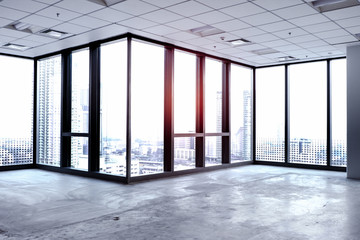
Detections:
[289, 61, 327, 165]
[71, 49, 89, 170]
[99, 40, 127, 176]
[205, 58, 222, 166]
[230, 64, 252, 162]
[331, 59, 347, 167]
[0, 56, 33, 166]
[256, 66, 285, 162]
[37, 55, 61, 166]
[131, 40, 164, 176]
[174, 50, 196, 171]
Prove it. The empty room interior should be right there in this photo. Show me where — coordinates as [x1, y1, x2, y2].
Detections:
[1, 0, 360, 239]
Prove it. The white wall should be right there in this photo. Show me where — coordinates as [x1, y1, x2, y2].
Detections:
[347, 44, 360, 179]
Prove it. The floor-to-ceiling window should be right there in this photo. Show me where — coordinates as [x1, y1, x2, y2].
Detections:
[37, 55, 61, 166]
[331, 59, 347, 167]
[256, 66, 285, 162]
[289, 61, 327, 165]
[131, 40, 164, 176]
[230, 64, 252, 162]
[0, 55, 33, 166]
[99, 40, 127, 176]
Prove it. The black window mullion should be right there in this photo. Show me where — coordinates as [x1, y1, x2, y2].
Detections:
[327, 60, 331, 167]
[222, 61, 230, 164]
[126, 36, 132, 182]
[285, 65, 289, 164]
[196, 55, 205, 168]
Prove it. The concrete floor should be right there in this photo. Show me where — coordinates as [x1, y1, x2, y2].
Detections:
[0, 165, 359, 240]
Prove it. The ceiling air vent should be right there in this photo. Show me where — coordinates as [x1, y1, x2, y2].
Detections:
[252, 48, 279, 55]
[189, 25, 225, 37]
[87, 0, 126, 6]
[39, 29, 70, 39]
[227, 38, 252, 46]
[2, 43, 30, 51]
[310, 0, 360, 12]
[278, 56, 296, 62]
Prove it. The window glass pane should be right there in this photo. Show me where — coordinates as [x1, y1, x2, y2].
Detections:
[331, 59, 347, 167]
[205, 58, 222, 133]
[289, 61, 327, 165]
[71, 49, 89, 133]
[174, 50, 196, 133]
[205, 136, 221, 166]
[256, 66, 285, 162]
[0, 56, 33, 166]
[174, 137, 195, 171]
[100, 40, 127, 176]
[71, 137, 88, 170]
[37, 55, 61, 166]
[230, 64, 252, 162]
[131, 41, 164, 176]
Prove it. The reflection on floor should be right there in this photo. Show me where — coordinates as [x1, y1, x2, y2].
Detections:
[0, 165, 358, 240]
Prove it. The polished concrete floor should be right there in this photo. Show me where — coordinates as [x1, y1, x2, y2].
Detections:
[0, 165, 358, 240]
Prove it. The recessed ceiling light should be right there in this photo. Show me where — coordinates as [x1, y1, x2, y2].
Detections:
[252, 48, 279, 55]
[189, 25, 225, 37]
[39, 29, 69, 39]
[227, 38, 251, 46]
[13, 22, 31, 31]
[278, 56, 296, 62]
[87, 0, 126, 6]
[310, 0, 360, 12]
[2, 43, 30, 51]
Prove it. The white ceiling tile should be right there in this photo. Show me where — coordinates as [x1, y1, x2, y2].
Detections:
[213, 19, 250, 31]
[220, 2, 265, 18]
[34, 0, 62, 4]
[141, 0, 187, 8]
[337, 16, 360, 28]
[317, 50, 344, 57]
[273, 4, 318, 19]
[23, 34, 57, 43]
[273, 44, 302, 51]
[165, 18, 203, 31]
[21, 14, 62, 28]
[0, 0, 47, 13]
[257, 21, 295, 32]
[111, 0, 158, 15]
[89, 8, 133, 23]
[202, 42, 230, 50]
[205, 32, 238, 42]
[70, 15, 110, 29]
[12, 38, 43, 47]
[186, 37, 214, 46]
[326, 35, 358, 44]
[191, 10, 233, 25]
[0, 28, 30, 38]
[231, 27, 266, 38]
[167, 1, 212, 17]
[237, 51, 257, 58]
[273, 28, 308, 38]
[237, 43, 266, 51]
[297, 40, 328, 48]
[314, 29, 349, 39]
[144, 25, 179, 36]
[346, 26, 360, 34]
[55, 0, 104, 14]
[36, 6, 81, 21]
[141, 9, 182, 24]
[295, 53, 321, 60]
[52, 22, 90, 34]
[166, 31, 197, 41]
[323, 5, 360, 20]
[308, 45, 337, 53]
[118, 17, 158, 30]
[0, 34, 16, 43]
[287, 34, 319, 44]
[302, 22, 341, 34]
[0, 17, 12, 28]
[253, 0, 303, 11]
[288, 14, 329, 27]
[0, 6, 29, 20]
[195, 0, 247, 9]
[217, 47, 243, 54]
[247, 33, 279, 43]
[261, 39, 291, 47]
[241, 12, 282, 26]
[286, 49, 313, 56]
[261, 52, 285, 58]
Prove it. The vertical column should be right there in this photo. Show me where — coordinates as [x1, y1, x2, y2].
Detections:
[126, 36, 132, 182]
[33, 60, 38, 166]
[327, 60, 332, 167]
[60, 52, 71, 168]
[164, 47, 174, 172]
[196, 55, 205, 168]
[284, 65, 289, 163]
[252, 68, 256, 162]
[89, 44, 101, 172]
[222, 62, 230, 164]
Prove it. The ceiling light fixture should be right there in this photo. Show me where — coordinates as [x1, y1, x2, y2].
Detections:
[278, 56, 296, 62]
[13, 22, 31, 31]
[189, 25, 225, 37]
[2, 43, 30, 51]
[310, 0, 360, 12]
[39, 29, 69, 39]
[87, 0, 126, 6]
[252, 48, 279, 55]
[227, 38, 251, 46]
